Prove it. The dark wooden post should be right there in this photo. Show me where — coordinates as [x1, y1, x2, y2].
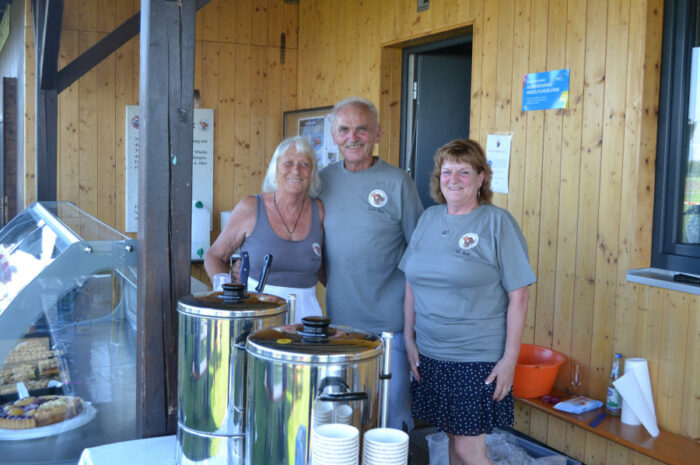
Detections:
[3, 78, 17, 225]
[32, 0, 63, 202]
[137, 0, 195, 437]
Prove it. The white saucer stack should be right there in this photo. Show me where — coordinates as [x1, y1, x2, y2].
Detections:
[311, 423, 360, 465]
[362, 428, 409, 465]
[334, 403, 354, 425]
[312, 400, 334, 428]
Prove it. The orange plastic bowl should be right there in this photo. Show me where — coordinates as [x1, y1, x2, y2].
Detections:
[512, 343, 566, 398]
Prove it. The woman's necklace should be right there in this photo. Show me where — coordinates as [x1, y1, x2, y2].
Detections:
[273, 192, 306, 238]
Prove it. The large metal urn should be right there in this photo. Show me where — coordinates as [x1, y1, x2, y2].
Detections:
[176, 283, 287, 465]
[244, 317, 386, 465]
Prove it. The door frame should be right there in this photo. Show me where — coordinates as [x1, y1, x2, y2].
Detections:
[377, 23, 473, 171]
[399, 35, 473, 175]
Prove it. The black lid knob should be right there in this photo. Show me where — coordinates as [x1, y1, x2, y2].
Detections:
[219, 283, 246, 302]
[297, 316, 336, 340]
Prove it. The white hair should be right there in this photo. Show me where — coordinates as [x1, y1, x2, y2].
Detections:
[330, 96, 379, 132]
[261, 136, 322, 197]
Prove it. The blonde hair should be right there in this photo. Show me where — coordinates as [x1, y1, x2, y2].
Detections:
[262, 136, 321, 197]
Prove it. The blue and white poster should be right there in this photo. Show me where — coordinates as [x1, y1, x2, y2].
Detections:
[522, 69, 570, 111]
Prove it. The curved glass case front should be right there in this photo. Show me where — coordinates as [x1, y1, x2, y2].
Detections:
[0, 202, 138, 464]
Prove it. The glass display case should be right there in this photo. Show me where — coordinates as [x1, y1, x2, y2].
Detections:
[0, 202, 137, 464]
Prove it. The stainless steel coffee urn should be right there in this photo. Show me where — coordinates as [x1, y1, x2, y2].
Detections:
[245, 317, 385, 465]
[176, 283, 287, 465]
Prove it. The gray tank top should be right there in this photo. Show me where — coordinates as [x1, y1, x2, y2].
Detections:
[240, 194, 323, 288]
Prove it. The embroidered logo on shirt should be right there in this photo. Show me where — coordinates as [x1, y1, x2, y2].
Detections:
[459, 233, 479, 250]
[312, 242, 322, 257]
[368, 189, 388, 208]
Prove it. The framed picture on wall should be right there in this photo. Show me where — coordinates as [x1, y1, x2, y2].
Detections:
[283, 106, 340, 169]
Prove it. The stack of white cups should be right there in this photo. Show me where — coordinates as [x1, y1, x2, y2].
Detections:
[334, 404, 354, 425]
[311, 424, 360, 465]
[313, 400, 333, 428]
[362, 428, 409, 465]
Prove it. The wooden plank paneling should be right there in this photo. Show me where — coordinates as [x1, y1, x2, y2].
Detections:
[235, 0, 253, 45]
[283, 0, 298, 50]
[585, 431, 608, 465]
[590, 0, 631, 401]
[506, 0, 531, 226]
[493, 0, 513, 205]
[77, 31, 99, 217]
[614, 0, 647, 359]
[478, 0, 498, 146]
[468, 0, 483, 141]
[58, 30, 80, 205]
[114, 38, 135, 234]
[63, 0, 80, 30]
[97, 0, 115, 33]
[680, 295, 699, 440]
[251, 0, 268, 46]
[572, 0, 607, 395]
[534, 0, 566, 350]
[78, 0, 98, 32]
[520, 0, 548, 345]
[234, 44, 252, 197]
[265, 46, 283, 162]
[564, 423, 586, 463]
[219, 0, 236, 43]
[552, 0, 586, 389]
[96, 32, 116, 228]
[656, 290, 690, 434]
[215, 43, 236, 229]
[201, 0, 220, 42]
[249, 46, 267, 192]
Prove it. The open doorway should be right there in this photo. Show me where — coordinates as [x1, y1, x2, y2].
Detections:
[400, 36, 472, 207]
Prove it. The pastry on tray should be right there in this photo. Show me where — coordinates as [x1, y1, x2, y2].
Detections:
[37, 358, 59, 376]
[0, 395, 84, 430]
[0, 379, 54, 396]
[0, 364, 37, 384]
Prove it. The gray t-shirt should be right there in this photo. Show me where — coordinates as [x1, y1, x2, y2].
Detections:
[399, 204, 536, 362]
[320, 158, 423, 333]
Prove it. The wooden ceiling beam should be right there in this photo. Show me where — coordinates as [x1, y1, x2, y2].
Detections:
[57, 0, 212, 94]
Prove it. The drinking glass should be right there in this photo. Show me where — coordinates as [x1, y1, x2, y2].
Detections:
[569, 361, 583, 395]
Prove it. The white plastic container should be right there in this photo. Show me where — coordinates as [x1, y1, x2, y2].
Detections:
[426, 431, 449, 465]
[191, 200, 211, 260]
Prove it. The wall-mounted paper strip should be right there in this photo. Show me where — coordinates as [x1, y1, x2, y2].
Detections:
[613, 357, 659, 437]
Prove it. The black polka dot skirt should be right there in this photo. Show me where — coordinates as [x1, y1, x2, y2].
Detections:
[410, 354, 514, 436]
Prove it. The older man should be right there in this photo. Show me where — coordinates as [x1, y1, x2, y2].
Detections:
[319, 97, 423, 431]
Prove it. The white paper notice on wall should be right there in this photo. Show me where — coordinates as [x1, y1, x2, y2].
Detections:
[124, 106, 214, 233]
[485, 133, 513, 194]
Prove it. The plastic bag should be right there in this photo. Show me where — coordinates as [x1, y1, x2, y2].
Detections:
[427, 429, 571, 465]
[553, 396, 603, 415]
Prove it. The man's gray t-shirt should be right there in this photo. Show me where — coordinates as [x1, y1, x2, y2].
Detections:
[320, 158, 423, 333]
[399, 204, 536, 362]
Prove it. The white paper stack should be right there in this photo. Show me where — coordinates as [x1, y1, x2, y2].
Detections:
[613, 357, 659, 437]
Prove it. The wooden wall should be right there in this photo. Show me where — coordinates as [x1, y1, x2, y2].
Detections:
[19, 0, 698, 461]
[296, 0, 698, 463]
[24, 0, 297, 265]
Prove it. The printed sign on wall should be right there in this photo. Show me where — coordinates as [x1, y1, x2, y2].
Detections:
[125, 106, 214, 233]
[522, 69, 570, 111]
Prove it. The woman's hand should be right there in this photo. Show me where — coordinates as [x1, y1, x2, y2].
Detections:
[404, 334, 421, 382]
[485, 357, 517, 401]
[487, 286, 530, 401]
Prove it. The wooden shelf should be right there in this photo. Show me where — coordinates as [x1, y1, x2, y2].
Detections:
[516, 396, 700, 465]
